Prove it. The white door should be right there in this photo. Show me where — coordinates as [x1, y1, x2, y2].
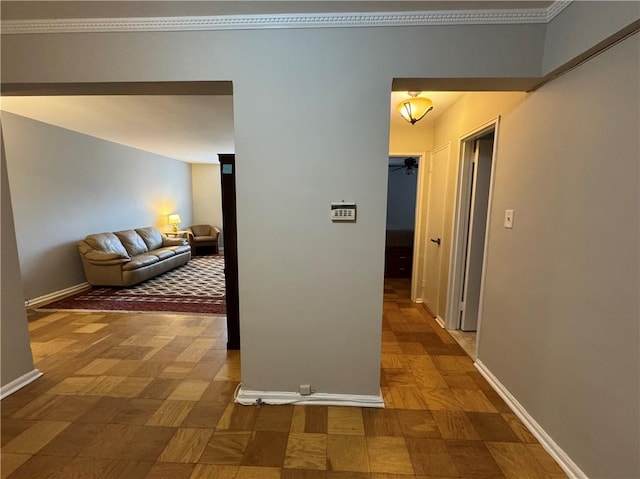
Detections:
[460, 139, 493, 331]
[422, 144, 449, 318]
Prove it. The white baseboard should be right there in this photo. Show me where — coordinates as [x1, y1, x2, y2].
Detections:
[475, 360, 587, 479]
[25, 282, 90, 309]
[434, 315, 445, 328]
[236, 388, 385, 408]
[0, 369, 43, 400]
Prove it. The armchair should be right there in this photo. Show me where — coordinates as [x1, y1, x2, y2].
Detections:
[186, 224, 221, 255]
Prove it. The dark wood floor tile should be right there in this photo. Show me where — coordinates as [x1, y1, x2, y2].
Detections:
[405, 438, 458, 476]
[1, 418, 37, 447]
[138, 378, 182, 400]
[74, 396, 130, 423]
[201, 380, 239, 403]
[38, 421, 105, 456]
[6, 454, 75, 479]
[466, 412, 521, 442]
[363, 408, 403, 436]
[326, 473, 370, 479]
[282, 469, 328, 479]
[142, 462, 196, 479]
[217, 403, 258, 431]
[291, 406, 328, 434]
[101, 346, 155, 360]
[130, 360, 172, 378]
[254, 405, 294, 432]
[432, 410, 480, 440]
[242, 431, 289, 467]
[118, 426, 176, 461]
[77, 423, 133, 458]
[445, 439, 506, 478]
[110, 398, 165, 425]
[180, 401, 226, 428]
[395, 409, 440, 438]
[200, 431, 252, 465]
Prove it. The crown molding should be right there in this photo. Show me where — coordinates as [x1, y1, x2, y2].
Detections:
[1, 1, 572, 35]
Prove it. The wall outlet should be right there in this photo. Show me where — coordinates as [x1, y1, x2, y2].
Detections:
[299, 384, 312, 396]
[504, 209, 514, 229]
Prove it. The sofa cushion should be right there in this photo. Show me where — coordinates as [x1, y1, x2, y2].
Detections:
[121, 254, 160, 271]
[114, 230, 149, 256]
[136, 227, 163, 250]
[193, 235, 217, 243]
[162, 237, 188, 247]
[85, 233, 130, 258]
[152, 247, 177, 260]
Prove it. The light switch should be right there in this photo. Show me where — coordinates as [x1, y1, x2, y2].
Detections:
[504, 209, 514, 229]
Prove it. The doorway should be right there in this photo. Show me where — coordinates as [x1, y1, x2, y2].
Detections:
[1, 82, 241, 351]
[447, 119, 499, 356]
[384, 156, 420, 283]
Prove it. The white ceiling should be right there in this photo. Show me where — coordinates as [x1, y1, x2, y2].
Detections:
[0, 95, 235, 164]
[1, 92, 462, 163]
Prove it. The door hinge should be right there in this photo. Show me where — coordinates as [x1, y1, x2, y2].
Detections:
[459, 301, 465, 312]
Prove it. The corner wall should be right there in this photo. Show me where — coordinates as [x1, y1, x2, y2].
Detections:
[2, 112, 194, 300]
[1, 127, 36, 390]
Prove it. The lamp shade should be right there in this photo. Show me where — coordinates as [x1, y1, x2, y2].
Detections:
[168, 214, 181, 225]
[398, 96, 433, 125]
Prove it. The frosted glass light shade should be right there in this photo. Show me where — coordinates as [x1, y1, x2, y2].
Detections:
[398, 96, 433, 125]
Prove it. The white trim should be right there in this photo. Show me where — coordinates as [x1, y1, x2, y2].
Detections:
[236, 388, 385, 408]
[434, 315, 446, 328]
[25, 282, 91, 309]
[475, 360, 588, 479]
[0, 2, 573, 35]
[0, 369, 43, 400]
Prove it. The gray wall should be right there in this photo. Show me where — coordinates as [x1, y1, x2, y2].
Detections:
[2, 113, 194, 300]
[192, 163, 223, 247]
[481, 35, 639, 478]
[1, 128, 36, 389]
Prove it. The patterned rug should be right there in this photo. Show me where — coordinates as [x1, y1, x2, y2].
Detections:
[39, 255, 226, 315]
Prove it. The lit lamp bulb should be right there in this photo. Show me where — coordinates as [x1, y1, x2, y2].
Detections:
[398, 92, 433, 125]
[168, 214, 181, 232]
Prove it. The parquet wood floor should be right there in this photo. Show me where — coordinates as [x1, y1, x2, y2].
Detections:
[1, 281, 568, 478]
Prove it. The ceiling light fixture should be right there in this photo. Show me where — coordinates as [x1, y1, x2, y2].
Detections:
[398, 91, 433, 125]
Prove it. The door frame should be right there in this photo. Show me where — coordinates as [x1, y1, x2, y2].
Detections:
[445, 117, 500, 346]
[387, 151, 426, 302]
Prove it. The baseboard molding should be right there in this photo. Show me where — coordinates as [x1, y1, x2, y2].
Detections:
[434, 315, 446, 328]
[25, 282, 90, 309]
[0, 369, 43, 400]
[475, 360, 587, 479]
[236, 388, 385, 408]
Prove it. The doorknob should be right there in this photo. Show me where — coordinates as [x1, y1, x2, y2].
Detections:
[430, 237, 441, 246]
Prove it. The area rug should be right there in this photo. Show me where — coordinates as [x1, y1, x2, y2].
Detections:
[39, 255, 226, 315]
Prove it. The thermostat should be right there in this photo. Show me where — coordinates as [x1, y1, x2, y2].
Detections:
[331, 202, 356, 222]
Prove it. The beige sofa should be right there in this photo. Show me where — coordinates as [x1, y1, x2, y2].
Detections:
[77, 226, 191, 286]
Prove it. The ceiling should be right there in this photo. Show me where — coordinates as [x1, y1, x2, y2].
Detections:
[0, 1, 546, 163]
[1, 92, 462, 164]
